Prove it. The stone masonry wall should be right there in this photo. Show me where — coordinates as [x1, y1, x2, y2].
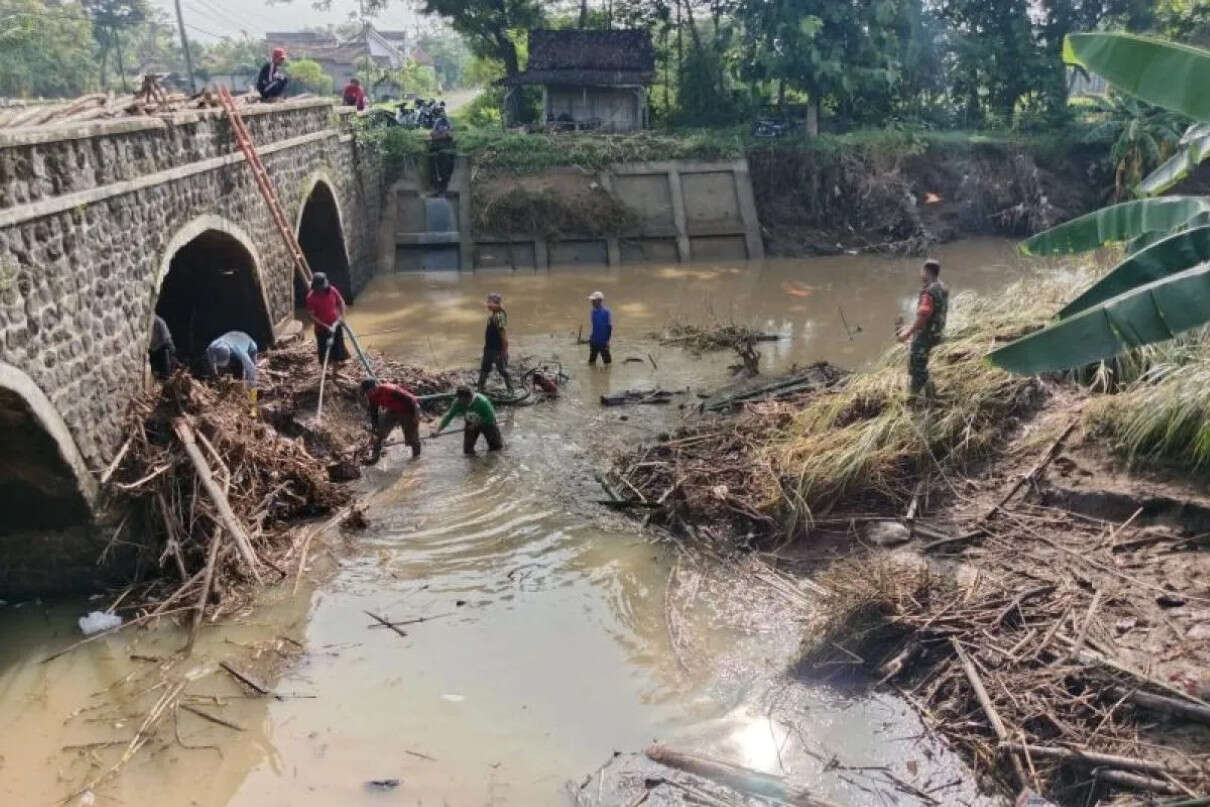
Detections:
[0, 100, 385, 484]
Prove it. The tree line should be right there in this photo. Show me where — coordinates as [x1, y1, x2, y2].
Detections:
[419, 0, 1210, 131]
[0, 0, 472, 101]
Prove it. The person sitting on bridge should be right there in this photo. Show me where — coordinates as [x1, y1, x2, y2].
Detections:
[432, 386, 502, 455]
[304, 272, 349, 368]
[361, 378, 422, 463]
[205, 331, 258, 390]
[341, 77, 367, 111]
[148, 314, 175, 380]
[257, 48, 289, 101]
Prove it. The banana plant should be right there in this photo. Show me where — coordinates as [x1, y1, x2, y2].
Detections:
[988, 33, 1210, 375]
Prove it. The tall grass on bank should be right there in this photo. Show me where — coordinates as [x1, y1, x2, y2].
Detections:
[753, 274, 1089, 521]
[1086, 327, 1210, 470]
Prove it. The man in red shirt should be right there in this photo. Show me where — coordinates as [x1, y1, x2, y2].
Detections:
[361, 379, 423, 462]
[305, 272, 349, 367]
[341, 77, 367, 111]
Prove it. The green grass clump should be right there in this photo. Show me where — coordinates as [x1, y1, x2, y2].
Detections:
[753, 274, 1087, 521]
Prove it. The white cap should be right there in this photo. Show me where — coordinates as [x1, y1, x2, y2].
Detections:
[588, 291, 604, 301]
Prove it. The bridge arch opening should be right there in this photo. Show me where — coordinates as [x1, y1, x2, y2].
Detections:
[297, 179, 354, 303]
[0, 364, 93, 536]
[155, 227, 274, 366]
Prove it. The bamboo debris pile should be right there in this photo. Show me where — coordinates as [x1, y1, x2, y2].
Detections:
[798, 504, 1210, 804]
[99, 338, 460, 616]
[605, 403, 797, 537]
[0, 85, 315, 130]
[650, 321, 785, 353]
[103, 371, 350, 617]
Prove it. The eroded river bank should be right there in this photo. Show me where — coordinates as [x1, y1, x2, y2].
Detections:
[0, 240, 1039, 806]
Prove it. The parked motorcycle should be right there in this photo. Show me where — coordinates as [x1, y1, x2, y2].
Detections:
[751, 116, 801, 138]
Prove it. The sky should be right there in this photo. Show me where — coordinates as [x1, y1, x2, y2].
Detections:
[147, 0, 427, 43]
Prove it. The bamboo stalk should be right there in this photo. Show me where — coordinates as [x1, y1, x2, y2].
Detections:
[173, 418, 262, 583]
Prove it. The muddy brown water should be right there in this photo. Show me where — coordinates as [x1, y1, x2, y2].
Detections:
[0, 239, 1042, 806]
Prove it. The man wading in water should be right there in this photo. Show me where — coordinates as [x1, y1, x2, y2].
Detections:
[433, 385, 503, 454]
[478, 293, 513, 393]
[897, 259, 948, 402]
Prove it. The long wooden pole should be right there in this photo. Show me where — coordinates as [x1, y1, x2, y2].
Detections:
[173, 418, 262, 583]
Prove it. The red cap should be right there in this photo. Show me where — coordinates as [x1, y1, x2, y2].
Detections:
[272, 47, 286, 61]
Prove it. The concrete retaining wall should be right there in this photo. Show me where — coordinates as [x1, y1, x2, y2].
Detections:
[386, 158, 763, 272]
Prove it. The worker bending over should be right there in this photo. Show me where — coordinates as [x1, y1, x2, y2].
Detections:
[305, 272, 348, 367]
[433, 386, 502, 455]
[206, 331, 258, 389]
[361, 379, 422, 462]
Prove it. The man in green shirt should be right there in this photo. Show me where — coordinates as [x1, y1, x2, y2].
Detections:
[433, 385, 503, 454]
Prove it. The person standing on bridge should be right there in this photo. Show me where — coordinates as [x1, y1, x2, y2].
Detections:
[429, 111, 455, 195]
[478, 293, 513, 393]
[148, 314, 175, 380]
[433, 386, 502, 455]
[257, 47, 289, 102]
[587, 291, 612, 366]
[305, 272, 349, 368]
[361, 379, 422, 463]
[896, 259, 948, 402]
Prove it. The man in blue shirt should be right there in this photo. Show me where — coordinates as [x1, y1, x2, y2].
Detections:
[205, 331, 258, 389]
[587, 291, 612, 366]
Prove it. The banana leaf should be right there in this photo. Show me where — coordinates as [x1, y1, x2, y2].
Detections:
[988, 262, 1210, 374]
[1064, 33, 1210, 121]
[1059, 226, 1210, 317]
[1138, 130, 1210, 196]
[1020, 197, 1210, 256]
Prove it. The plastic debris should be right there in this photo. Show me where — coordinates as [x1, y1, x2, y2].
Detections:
[78, 611, 123, 635]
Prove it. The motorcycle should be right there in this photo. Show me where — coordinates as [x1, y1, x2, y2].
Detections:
[751, 116, 801, 138]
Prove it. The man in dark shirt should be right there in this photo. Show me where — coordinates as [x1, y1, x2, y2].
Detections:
[361, 379, 422, 462]
[478, 293, 513, 393]
[257, 47, 288, 101]
[897, 259, 949, 401]
[148, 314, 175, 380]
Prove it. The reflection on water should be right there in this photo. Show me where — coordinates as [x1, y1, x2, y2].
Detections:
[0, 241, 1034, 806]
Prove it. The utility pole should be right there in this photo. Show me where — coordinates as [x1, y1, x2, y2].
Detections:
[173, 0, 197, 94]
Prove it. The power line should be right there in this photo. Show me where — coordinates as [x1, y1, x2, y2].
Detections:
[183, 0, 266, 38]
[190, 0, 279, 35]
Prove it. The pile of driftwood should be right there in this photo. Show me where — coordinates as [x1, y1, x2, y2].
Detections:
[604, 366, 845, 537]
[651, 322, 785, 353]
[93, 339, 459, 628]
[799, 502, 1210, 803]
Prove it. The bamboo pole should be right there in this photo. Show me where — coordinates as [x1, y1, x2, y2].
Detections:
[173, 418, 262, 583]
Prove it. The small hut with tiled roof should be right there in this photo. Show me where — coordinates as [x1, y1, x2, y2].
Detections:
[499, 29, 654, 132]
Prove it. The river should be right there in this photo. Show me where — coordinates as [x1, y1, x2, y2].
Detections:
[0, 239, 1037, 806]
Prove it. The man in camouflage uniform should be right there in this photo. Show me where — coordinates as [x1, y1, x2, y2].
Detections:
[897, 259, 948, 401]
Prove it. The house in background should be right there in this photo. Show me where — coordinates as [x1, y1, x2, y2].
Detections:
[265, 23, 406, 99]
[500, 29, 654, 132]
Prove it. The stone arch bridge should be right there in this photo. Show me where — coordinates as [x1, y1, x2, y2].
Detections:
[0, 100, 385, 594]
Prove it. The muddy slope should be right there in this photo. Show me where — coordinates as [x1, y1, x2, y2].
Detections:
[749, 142, 1105, 256]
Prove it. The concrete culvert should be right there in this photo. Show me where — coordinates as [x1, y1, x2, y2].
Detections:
[155, 229, 274, 367]
[297, 181, 353, 304]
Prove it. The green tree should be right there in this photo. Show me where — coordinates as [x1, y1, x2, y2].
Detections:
[0, 0, 98, 97]
[419, 31, 473, 88]
[418, 0, 544, 118]
[81, 0, 147, 92]
[290, 58, 334, 95]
